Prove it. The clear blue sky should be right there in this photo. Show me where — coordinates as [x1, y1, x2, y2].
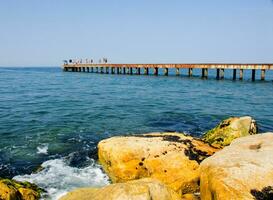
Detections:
[0, 0, 273, 66]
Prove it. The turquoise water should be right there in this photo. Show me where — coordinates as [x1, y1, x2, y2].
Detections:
[0, 67, 273, 199]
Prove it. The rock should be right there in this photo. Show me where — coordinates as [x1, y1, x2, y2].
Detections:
[0, 178, 43, 200]
[18, 188, 40, 200]
[98, 132, 218, 195]
[181, 193, 200, 200]
[0, 181, 19, 200]
[60, 178, 180, 200]
[200, 132, 273, 200]
[202, 116, 257, 147]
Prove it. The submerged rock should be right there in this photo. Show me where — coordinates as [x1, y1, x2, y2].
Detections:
[202, 116, 257, 147]
[200, 132, 273, 200]
[0, 178, 44, 200]
[60, 178, 180, 200]
[98, 132, 218, 195]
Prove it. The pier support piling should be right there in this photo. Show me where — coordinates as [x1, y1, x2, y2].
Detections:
[164, 68, 169, 76]
[154, 68, 158, 75]
[144, 68, 149, 75]
[233, 69, 236, 80]
[220, 69, 224, 79]
[261, 69, 265, 81]
[239, 69, 243, 80]
[202, 68, 208, 78]
[188, 68, 193, 77]
[130, 67, 133, 75]
[106, 67, 109, 74]
[176, 68, 180, 76]
[216, 69, 220, 79]
[137, 68, 141, 75]
[252, 69, 256, 81]
[204, 68, 208, 78]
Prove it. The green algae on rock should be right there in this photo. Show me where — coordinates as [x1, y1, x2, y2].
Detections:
[202, 116, 257, 147]
[0, 178, 44, 200]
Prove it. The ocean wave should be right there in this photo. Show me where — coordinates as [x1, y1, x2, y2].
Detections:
[13, 158, 109, 200]
[37, 144, 49, 155]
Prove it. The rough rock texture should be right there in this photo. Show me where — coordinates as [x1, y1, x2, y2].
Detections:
[202, 116, 257, 147]
[60, 178, 181, 200]
[0, 178, 43, 200]
[98, 132, 218, 195]
[200, 132, 273, 200]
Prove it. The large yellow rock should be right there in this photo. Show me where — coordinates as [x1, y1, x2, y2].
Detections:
[202, 116, 257, 147]
[200, 132, 273, 200]
[0, 178, 42, 200]
[98, 132, 218, 195]
[0, 181, 19, 200]
[60, 178, 181, 200]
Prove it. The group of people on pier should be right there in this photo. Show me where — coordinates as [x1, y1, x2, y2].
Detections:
[63, 58, 108, 65]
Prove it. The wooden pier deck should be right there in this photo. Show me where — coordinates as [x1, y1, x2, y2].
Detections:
[62, 63, 273, 81]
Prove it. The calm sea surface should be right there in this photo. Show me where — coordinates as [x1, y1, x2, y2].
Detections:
[0, 67, 273, 199]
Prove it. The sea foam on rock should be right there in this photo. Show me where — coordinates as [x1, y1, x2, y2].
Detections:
[98, 132, 218, 195]
[200, 132, 273, 200]
[202, 116, 257, 148]
[60, 178, 181, 200]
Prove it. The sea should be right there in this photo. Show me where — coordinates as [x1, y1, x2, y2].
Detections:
[0, 67, 272, 199]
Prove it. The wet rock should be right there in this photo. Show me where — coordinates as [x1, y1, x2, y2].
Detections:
[60, 178, 180, 200]
[0, 178, 44, 200]
[202, 116, 257, 147]
[98, 132, 218, 195]
[200, 132, 273, 200]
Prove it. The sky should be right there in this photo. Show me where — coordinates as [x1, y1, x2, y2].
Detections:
[0, 0, 273, 66]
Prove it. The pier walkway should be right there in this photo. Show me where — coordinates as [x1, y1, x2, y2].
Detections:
[62, 63, 273, 81]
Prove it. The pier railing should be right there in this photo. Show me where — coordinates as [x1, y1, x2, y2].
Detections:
[62, 63, 273, 81]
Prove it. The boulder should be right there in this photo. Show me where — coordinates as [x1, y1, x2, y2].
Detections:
[98, 132, 218, 195]
[200, 132, 273, 200]
[0, 178, 43, 200]
[202, 116, 257, 147]
[60, 178, 181, 200]
[0, 180, 19, 200]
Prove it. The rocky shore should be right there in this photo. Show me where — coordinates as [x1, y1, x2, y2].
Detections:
[1, 116, 273, 200]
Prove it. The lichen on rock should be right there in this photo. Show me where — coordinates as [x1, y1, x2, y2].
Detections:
[202, 116, 257, 147]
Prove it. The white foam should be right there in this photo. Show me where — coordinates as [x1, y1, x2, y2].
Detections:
[37, 144, 48, 155]
[14, 158, 109, 200]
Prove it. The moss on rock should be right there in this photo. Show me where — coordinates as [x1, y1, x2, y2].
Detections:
[202, 116, 257, 148]
[0, 178, 44, 200]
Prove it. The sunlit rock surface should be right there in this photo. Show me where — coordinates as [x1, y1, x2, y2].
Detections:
[98, 132, 218, 195]
[200, 132, 273, 200]
[60, 178, 180, 200]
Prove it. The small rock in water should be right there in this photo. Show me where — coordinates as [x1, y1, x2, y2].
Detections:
[0, 178, 44, 200]
[202, 116, 257, 148]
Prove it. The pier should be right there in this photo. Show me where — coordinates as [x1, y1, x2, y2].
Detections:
[62, 63, 273, 81]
